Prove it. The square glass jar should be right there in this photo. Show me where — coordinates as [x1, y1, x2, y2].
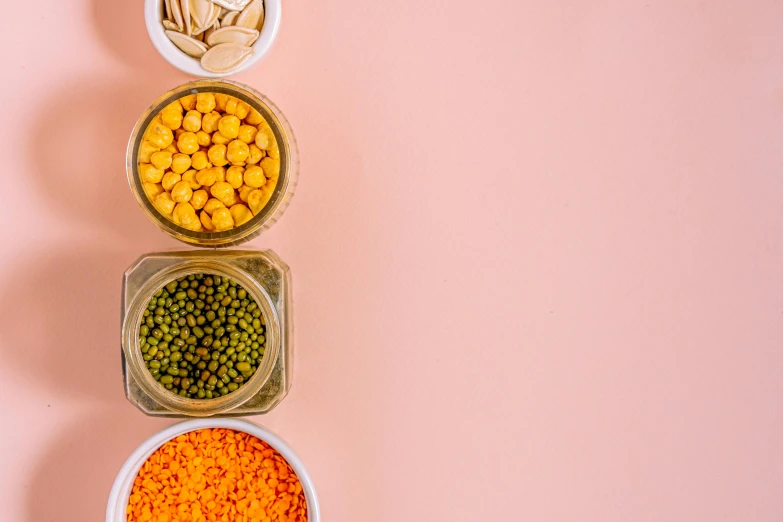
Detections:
[121, 250, 293, 417]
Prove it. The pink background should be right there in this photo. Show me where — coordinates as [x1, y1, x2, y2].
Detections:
[1, 1, 783, 520]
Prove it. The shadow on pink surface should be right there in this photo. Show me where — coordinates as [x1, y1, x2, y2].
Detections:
[0, 248, 174, 522]
[27, 407, 167, 522]
[91, 0, 184, 77]
[26, 77, 182, 244]
[6, 45, 207, 518]
[0, 249, 137, 399]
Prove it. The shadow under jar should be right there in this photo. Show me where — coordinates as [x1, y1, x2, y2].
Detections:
[127, 79, 298, 247]
[121, 250, 293, 417]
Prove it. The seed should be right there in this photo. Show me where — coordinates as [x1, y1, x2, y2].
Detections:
[139, 273, 264, 399]
[166, 30, 209, 58]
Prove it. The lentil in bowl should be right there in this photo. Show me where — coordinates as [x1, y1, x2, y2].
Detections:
[107, 419, 320, 522]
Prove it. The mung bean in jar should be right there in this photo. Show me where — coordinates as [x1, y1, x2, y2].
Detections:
[121, 249, 293, 417]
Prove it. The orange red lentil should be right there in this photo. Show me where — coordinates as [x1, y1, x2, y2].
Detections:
[127, 428, 307, 522]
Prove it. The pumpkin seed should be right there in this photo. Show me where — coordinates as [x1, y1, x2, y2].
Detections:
[206, 26, 259, 47]
[236, 0, 264, 32]
[163, 19, 182, 32]
[189, 0, 213, 30]
[200, 42, 252, 73]
[204, 19, 220, 42]
[205, 2, 222, 29]
[181, 0, 192, 35]
[170, 0, 184, 33]
[221, 11, 240, 26]
[166, 30, 209, 58]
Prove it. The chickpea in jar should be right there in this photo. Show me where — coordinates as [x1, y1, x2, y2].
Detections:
[137, 93, 281, 232]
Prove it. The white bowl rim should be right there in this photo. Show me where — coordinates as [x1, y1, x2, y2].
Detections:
[144, 0, 282, 78]
[106, 418, 320, 522]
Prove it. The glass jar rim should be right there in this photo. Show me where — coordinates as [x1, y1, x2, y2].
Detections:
[121, 259, 281, 416]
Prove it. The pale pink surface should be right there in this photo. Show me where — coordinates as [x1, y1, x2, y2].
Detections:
[1, 1, 782, 520]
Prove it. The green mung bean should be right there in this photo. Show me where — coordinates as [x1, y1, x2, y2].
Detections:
[139, 273, 265, 399]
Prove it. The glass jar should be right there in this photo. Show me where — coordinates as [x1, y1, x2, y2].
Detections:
[126, 80, 299, 247]
[121, 250, 293, 417]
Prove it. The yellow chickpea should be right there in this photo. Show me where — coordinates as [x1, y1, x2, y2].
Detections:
[212, 132, 230, 145]
[190, 189, 209, 210]
[161, 171, 182, 191]
[171, 180, 193, 203]
[237, 102, 250, 120]
[218, 115, 241, 140]
[248, 184, 274, 214]
[226, 189, 241, 207]
[246, 144, 265, 165]
[267, 145, 280, 159]
[165, 100, 183, 112]
[215, 93, 229, 112]
[238, 185, 253, 202]
[260, 120, 278, 148]
[143, 182, 164, 199]
[210, 181, 235, 205]
[196, 166, 221, 187]
[230, 204, 253, 226]
[238, 125, 257, 144]
[225, 97, 239, 115]
[245, 108, 264, 125]
[259, 157, 280, 180]
[226, 166, 245, 189]
[165, 143, 179, 154]
[161, 107, 183, 130]
[202, 111, 221, 133]
[180, 94, 197, 111]
[211, 207, 235, 231]
[181, 170, 201, 190]
[208, 144, 229, 167]
[139, 140, 160, 163]
[150, 151, 173, 170]
[140, 163, 165, 183]
[184, 220, 202, 232]
[191, 150, 210, 170]
[172, 202, 198, 226]
[182, 110, 202, 132]
[177, 132, 199, 155]
[243, 165, 266, 188]
[196, 130, 212, 147]
[247, 188, 268, 214]
[175, 128, 185, 139]
[203, 198, 225, 216]
[196, 93, 216, 113]
[200, 210, 215, 231]
[171, 153, 192, 174]
[147, 122, 174, 149]
[154, 192, 176, 215]
[215, 165, 226, 182]
[227, 140, 250, 165]
[254, 126, 271, 149]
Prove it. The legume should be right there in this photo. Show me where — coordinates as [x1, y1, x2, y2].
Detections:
[127, 428, 307, 522]
[139, 273, 266, 399]
[139, 92, 281, 233]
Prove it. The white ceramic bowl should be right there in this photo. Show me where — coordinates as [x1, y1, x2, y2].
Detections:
[106, 419, 320, 522]
[145, 0, 281, 77]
